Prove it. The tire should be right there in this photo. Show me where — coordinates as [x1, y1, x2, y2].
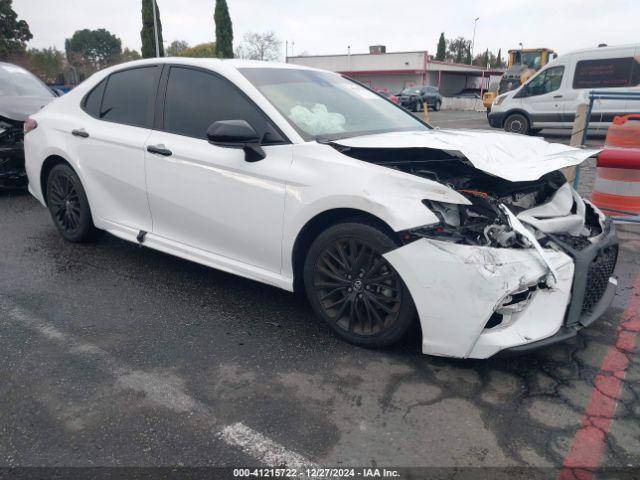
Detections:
[504, 113, 530, 135]
[46, 163, 99, 242]
[303, 221, 416, 348]
[433, 100, 441, 112]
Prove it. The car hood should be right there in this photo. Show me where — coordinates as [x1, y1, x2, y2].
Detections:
[333, 129, 599, 182]
[0, 95, 54, 122]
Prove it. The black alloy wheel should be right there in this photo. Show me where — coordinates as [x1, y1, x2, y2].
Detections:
[46, 163, 99, 242]
[304, 222, 416, 348]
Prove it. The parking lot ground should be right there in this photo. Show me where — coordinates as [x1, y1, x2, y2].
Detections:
[1, 123, 639, 475]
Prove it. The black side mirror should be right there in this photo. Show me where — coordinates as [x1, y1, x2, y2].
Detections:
[206, 120, 266, 162]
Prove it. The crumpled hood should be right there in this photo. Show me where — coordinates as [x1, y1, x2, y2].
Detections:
[0, 95, 54, 123]
[333, 129, 600, 182]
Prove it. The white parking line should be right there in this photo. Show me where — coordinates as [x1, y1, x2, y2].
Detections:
[220, 422, 315, 469]
[0, 296, 316, 469]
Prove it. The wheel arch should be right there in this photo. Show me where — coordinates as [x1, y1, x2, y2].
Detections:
[291, 208, 398, 293]
[40, 154, 73, 206]
[502, 109, 531, 129]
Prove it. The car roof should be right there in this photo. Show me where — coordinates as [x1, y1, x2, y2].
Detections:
[98, 57, 323, 76]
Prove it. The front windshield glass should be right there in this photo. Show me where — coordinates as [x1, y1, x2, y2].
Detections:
[400, 87, 421, 95]
[240, 68, 428, 141]
[0, 64, 54, 98]
[520, 52, 542, 70]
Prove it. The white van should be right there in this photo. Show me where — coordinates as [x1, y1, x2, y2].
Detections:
[488, 44, 640, 135]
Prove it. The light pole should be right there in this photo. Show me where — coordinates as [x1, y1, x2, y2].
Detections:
[152, 0, 160, 57]
[471, 17, 479, 65]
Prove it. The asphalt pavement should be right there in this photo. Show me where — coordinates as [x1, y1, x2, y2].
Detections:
[1, 111, 639, 478]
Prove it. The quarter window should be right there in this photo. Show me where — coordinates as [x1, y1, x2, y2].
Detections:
[82, 79, 107, 117]
[526, 66, 564, 96]
[100, 66, 159, 128]
[573, 58, 635, 89]
[163, 66, 282, 143]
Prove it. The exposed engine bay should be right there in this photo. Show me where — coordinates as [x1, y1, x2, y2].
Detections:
[332, 145, 603, 248]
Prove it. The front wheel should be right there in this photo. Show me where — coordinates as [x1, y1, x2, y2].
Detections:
[46, 163, 99, 242]
[504, 113, 530, 135]
[303, 222, 416, 348]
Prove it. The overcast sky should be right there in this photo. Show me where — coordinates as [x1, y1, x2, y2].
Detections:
[13, 0, 640, 59]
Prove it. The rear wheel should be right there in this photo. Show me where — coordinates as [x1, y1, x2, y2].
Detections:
[303, 222, 416, 348]
[433, 100, 441, 111]
[46, 163, 99, 242]
[504, 113, 530, 135]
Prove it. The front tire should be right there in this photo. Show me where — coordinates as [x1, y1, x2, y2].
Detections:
[303, 222, 416, 348]
[504, 113, 530, 135]
[46, 163, 99, 242]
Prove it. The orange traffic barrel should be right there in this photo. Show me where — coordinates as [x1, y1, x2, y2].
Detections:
[605, 114, 640, 148]
[591, 148, 640, 219]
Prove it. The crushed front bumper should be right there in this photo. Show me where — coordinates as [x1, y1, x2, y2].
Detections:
[0, 127, 27, 188]
[384, 221, 618, 359]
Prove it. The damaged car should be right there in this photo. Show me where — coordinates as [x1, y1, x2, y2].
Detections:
[0, 62, 56, 188]
[24, 59, 617, 358]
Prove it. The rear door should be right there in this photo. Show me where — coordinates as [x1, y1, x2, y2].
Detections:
[74, 66, 160, 232]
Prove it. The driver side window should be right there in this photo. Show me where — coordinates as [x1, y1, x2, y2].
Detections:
[526, 66, 564, 96]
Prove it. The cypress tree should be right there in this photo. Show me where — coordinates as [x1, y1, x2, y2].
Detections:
[436, 33, 446, 61]
[141, 0, 164, 58]
[496, 48, 503, 68]
[214, 0, 233, 58]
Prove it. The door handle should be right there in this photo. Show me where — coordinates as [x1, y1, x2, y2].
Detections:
[147, 144, 173, 156]
[553, 95, 563, 99]
[71, 128, 89, 138]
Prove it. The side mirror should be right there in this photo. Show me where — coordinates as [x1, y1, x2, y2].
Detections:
[206, 120, 266, 162]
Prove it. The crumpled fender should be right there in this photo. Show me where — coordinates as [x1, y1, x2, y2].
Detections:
[280, 142, 472, 280]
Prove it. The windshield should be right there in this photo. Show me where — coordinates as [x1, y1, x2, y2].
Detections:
[513, 52, 542, 70]
[240, 68, 428, 141]
[400, 87, 421, 95]
[0, 64, 54, 98]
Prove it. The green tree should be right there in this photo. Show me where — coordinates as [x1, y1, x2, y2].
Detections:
[179, 42, 217, 58]
[141, 0, 164, 58]
[448, 36, 471, 64]
[65, 29, 122, 77]
[495, 48, 503, 68]
[482, 49, 489, 67]
[214, 0, 233, 58]
[120, 47, 142, 62]
[167, 40, 189, 56]
[0, 0, 32, 58]
[11, 47, 64, 84]
[435, 33, 446, 61]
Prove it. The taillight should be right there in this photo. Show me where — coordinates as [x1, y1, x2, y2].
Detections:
[24, 117, 38, 134]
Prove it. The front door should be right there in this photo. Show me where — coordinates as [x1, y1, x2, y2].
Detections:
[144, 65, 292, 274]
[518, 65, 566, 128]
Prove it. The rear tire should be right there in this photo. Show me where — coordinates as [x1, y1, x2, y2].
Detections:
[46, 163, 99, 242]
[504, 113, 530, 135]
[303, 222, 416, 348]
[433, 100, 441, 112]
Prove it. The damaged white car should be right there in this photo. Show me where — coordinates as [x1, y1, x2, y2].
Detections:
[24, 59, 618, 358]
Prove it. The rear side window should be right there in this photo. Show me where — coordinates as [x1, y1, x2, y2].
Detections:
[163, 66, 283, 143]
[82, 79, 106, 117]
[573, 58, 635, 89]
[100, 66, 159, 128]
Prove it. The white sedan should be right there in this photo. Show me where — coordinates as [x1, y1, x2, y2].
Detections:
[24, 58, 618, 358]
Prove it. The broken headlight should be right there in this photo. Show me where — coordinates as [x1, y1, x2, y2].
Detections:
[400, 197, 528, 248]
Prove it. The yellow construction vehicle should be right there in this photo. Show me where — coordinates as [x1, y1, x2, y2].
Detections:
[483, 48, 556, 110]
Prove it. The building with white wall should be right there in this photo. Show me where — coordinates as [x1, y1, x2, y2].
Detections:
[287, 46, 503, 96]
